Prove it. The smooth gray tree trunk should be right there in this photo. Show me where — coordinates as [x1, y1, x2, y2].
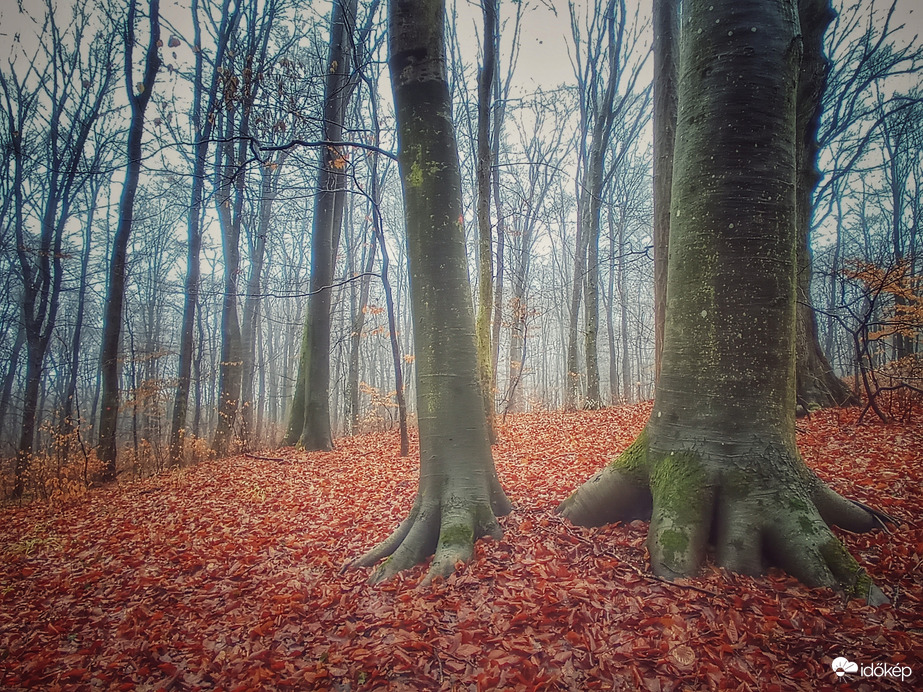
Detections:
[559, 0, 886, 604]
[352, 0, 511, 584]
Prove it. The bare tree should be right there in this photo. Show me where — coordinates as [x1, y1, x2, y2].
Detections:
[97, 0, 162, 479]
[351, 0, 511, 584]
[169, 0, 239, 465]
[3, 1, 117, 497]
[565, 0, 649, 410]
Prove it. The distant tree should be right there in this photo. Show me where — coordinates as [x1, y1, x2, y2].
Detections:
[559, 0, 888, 603]
[565, 0, 648, 410]
[211, 0, 282, 457]
[168, 0, 238, 466]
[97, 0, 162, 480]
[501, 90, 572, 414]
[285, 0, 359, 450]
[351, 0, 511, 583]
[814, 0, 923, 394]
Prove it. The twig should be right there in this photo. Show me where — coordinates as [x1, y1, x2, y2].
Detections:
[245, 453, 287, 463]
[621, 560, 724, 598]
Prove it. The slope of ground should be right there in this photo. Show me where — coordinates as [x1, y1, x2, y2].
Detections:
[1, 404, 921, 690]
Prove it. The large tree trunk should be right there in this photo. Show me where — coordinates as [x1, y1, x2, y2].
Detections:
[794, 0, 857, 410]
[351, 0, 511, 584]
[559, 0, 886, 604]
[98, 0, 161, 479]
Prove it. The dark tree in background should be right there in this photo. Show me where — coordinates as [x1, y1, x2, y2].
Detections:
[169, 0, 239, 466]
[98, 0, 162, 480]
[558, 0, 887, 603]
[3, 5, 117, 497]
[652, 0, 677, 382]
[285, 0, 359, 451]
[351, 0, 511, 584]
[794, 0, 857, 410]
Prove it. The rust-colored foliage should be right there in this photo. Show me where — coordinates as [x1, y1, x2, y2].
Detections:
[844, 260, 923, 342]
[842, 260, 923, 422]
[1, 404, 921, 690]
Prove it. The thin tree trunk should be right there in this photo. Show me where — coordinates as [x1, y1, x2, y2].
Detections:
[347, 226, 378, 433]
[212, 111, 246, 457]
[169, 0, 237, 465]
[60, 184, 100, 458]
[652, 0, 678, 383]
[489, 72, 507, 402]
[617, 203, 631, 402]
[98, 0, 161, 479]
[372, 204, 409, 457]
[475, 0, 498, 440]
[0, 325, 25, 439]
[606, 205, 619, 402]
[241, 158, 283, 446]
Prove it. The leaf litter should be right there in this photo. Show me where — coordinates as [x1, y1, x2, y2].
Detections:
[1, 404, 921, 690]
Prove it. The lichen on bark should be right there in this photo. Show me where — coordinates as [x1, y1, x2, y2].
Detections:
[350, 0, 511, 585]
[558, 0, 888, 605]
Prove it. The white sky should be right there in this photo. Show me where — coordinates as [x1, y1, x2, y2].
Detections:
[2, 0, 919, 93]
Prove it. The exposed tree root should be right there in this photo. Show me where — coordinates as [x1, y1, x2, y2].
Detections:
[351, 491, 508, 585]
[558, 428, 890, 605]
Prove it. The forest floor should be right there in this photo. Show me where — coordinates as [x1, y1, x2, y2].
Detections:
[1, 403, 922, 691]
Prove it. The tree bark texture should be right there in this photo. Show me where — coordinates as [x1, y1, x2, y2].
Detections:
[558, 0, 886, 604]
[352, 0, 511, 584]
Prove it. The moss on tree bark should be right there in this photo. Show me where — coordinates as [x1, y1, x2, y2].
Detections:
[558, 0, 886, 604]
[351, 0, 511, 585]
